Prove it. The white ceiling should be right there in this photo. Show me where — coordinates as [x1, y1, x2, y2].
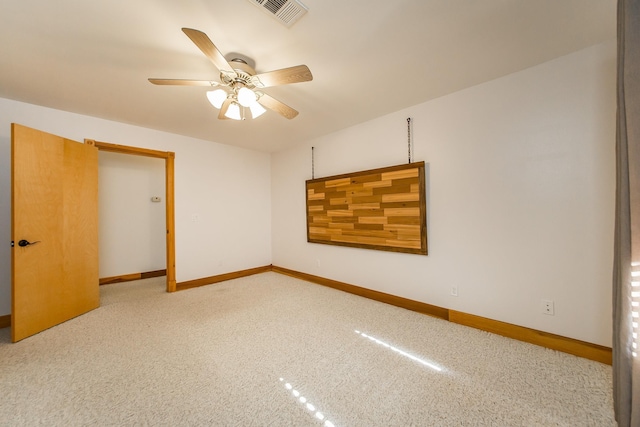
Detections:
[0, 0, 616, 153]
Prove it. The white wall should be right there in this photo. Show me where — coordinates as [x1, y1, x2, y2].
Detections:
[0, 98, 272, 316]
[271, 41, 617, 346]
[0, 42, 616, 347]
[98, 151, 166, 278]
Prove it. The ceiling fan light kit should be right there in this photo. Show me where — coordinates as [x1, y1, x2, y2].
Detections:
[249, 102, 267, 118]
[225, 102, 242, 120]
[149, 28, 313, 121]
[237, 87, 257, 107]
[206, 89, 227, 109]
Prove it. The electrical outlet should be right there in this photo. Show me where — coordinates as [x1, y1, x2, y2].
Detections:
[316, 259, 320, 268]
[542, 299, 555, 315]
[451, 286, 458, 297]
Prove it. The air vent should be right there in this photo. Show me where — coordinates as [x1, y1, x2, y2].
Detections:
[246, 0, 308, 27]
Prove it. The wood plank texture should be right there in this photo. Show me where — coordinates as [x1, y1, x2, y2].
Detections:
[306, 162, 428, 255]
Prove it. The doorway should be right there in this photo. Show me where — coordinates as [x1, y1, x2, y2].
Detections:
[86, 140, 176, 292]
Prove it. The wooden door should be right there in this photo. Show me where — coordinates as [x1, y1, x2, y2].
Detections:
[11, 123, 99, 342]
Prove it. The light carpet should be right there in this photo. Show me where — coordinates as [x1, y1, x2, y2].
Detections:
[0, 272, 614, 426]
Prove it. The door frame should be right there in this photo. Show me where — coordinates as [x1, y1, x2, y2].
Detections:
[86, 140, 177, 292]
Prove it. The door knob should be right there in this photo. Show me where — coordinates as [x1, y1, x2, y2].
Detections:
[18, 239, 40, 247]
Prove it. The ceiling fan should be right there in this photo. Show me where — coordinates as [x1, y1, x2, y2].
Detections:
[149, 28, 313, 120]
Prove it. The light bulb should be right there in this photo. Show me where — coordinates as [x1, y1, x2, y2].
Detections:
[206, 89, 227, 109]
[224, 102, 242, 120]
[237, 87, 257, 107]
[249, 102, 266, 118]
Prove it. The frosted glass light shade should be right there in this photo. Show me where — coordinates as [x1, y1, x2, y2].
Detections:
[237, 87, 257, 107]
[225, 102, 242, 120]
[206, 89, 227, 109]
[249, 102, 266, 119]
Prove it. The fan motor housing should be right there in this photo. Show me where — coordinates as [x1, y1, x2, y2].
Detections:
[221, 59, 257, 89]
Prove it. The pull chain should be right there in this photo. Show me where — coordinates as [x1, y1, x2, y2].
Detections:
[407, 117, 412, 164]
[311, 146, 315, 179]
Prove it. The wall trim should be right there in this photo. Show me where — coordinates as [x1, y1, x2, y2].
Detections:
[99, 269, 167, 285]
[271, 265, 612, 365]
[3, 265, 614, 365]
[176, 265, 272, 291]
[448, 311, 612, 365]
[272, 266, 449, 320]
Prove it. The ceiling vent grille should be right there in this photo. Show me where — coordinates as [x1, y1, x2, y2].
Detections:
[246, 0, 308, 27]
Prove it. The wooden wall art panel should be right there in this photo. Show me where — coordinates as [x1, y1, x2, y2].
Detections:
[306, 162, 427, 255]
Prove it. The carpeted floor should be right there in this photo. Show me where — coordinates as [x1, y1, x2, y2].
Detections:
[0, 272, 615, 426]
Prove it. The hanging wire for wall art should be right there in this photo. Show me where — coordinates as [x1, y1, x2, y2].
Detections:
[407, 117, 412, 164]
[305, 118, 426, 255]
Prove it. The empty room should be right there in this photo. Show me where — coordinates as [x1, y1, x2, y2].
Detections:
[1, 1, 638, 426]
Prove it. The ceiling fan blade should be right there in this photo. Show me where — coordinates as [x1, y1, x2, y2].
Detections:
[251, 65, 312, 88]
[182, 28, 236, 77]
[148, 78, 220, 87]
[218, 98, 232, 120]
[258, 93, 299, 119]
